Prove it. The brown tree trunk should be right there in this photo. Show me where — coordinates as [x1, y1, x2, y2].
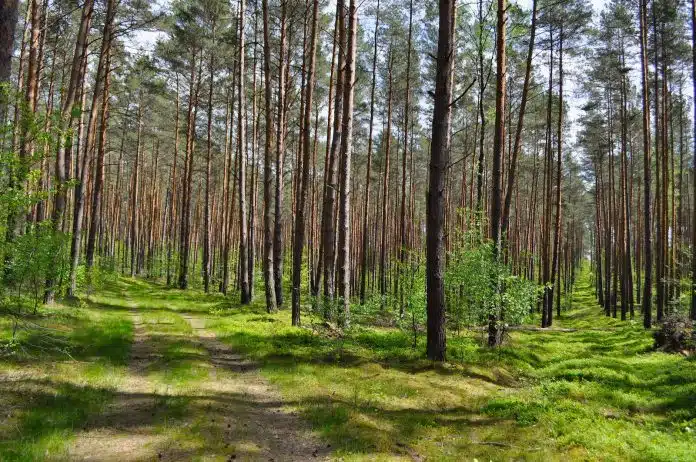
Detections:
[398, 0, 413, 315]
[691, 0, 696, 320]
[639, 0, 653, 327]
[321, 0, 346, 309]
[273, 2, 288, 306]
[167, 76, 181, 287]
[292, 0, 319, 325]
[130, 101, 144, 277]
[261, 0, 276, 312]
[203, 23, 216, 293]
[550, 26, 563, 325]
[541, 26, 554, 328]
[0, 0, 18, 118]
[178, 53, 201, 289]
[379, 51, 394, 300]
[426, 0, 454, 361]
[502, 0, 537, 235]
[86, 0, 116, 270]
[360, 0, 380, 305]
[489, 0, 507, 346]
[337, 0, 357, 326]
[238, 0, 251, 304]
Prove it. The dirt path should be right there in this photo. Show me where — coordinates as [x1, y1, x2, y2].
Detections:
[68, 300, 170, 461]
[68, 300, 329, 461]
[179, 313, 329, 461]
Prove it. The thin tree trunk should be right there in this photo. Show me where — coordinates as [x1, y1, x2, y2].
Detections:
[261, 0, 276, 312]
[0, 0, 18, 119]
[203, 23, 216, 293]
[502, 0, 537, 235]
[178, 52, 201, 289]
[639, 0, 652, 327]
[549, 25, 563, 325]
[379, 51, 394, 299]
[238, 0, 251, 304]
[274, 1, 288, 306]
[359, 0, 380, 305]
[292, 0, 319, 325]
[691, 0, 696, 320]
[321, 0, 346, 309]
[337, 0, 357, 326]
[86, 0, 115, 270]
[398, 0, 413, 315]
[489, 0, 507, 346]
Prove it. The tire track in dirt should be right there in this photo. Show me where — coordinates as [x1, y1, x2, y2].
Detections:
[68, 297, 169, 461]
[180, 313, 330, 461]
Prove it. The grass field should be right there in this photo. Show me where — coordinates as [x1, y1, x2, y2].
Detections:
[1, 272, 695, 461]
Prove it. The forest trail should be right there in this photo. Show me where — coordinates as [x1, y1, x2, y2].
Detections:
[67, 294, 328, 461]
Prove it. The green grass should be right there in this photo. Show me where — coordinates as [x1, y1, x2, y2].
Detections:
[1, 272, 695, 461]
[0, 298, 133, 460]
[200, 273, 696, 461]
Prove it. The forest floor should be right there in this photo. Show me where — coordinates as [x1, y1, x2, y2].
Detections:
[1, 273, 695, 461]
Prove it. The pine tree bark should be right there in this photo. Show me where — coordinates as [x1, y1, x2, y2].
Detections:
[502, 0, 537, 235]
[167, 76, 181, 287]
[261, 0, 276, 312]
[321, 0, 346, 308]
[691, 0, 696, 320]
[130, 101, 144, 277]
[398, 0, 414, 314]
[541, 26, 554, 328]
[238, 0, 251, 304]
[426, 0, 454, 361]
[489, 0, 507, 346]
[549, 26, 563, 325]
[86, 0, 116, 270]
[639, 0, 653, 327]
[274, 2, 288, 306]
[360, 0, 380, 305]
[0, 0, 18, 118]
[178, 53, 201, 289]
[337, 0, 357, 326]
[379, 52, 393, 299]
[292, 0, 319, 325]
[203, 23, 216, 293]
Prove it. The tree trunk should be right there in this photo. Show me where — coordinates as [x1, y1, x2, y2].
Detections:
[549, 26, 563, 325]
[203, 24, 216, 293]
[360, 0, 380, 305]
[379, 51, 394, 300]
[691, 0, 696, 320]
[398, 0, 414, 315]
[321, 0, 346, 310]
[292, 0, 319, 325]
[0, 0, 18, 119]
[489, 0, 507, 347]
[238, 0, 251, 304]
[502, 0, 537, 235]
[274, 2, 288, 306]
[337, 0, 357, 326]
[178, 52, 201, 289]
[86, 0, 116, 270]
[426, 0, 454, 362]
[261, 0, 276, 312]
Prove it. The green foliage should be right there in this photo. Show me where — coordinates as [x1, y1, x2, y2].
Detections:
[75, 260, 118, 296]
[2, 223, 69, 312]
[445, 212, 538, 334]
[395, 252, 426, 348]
